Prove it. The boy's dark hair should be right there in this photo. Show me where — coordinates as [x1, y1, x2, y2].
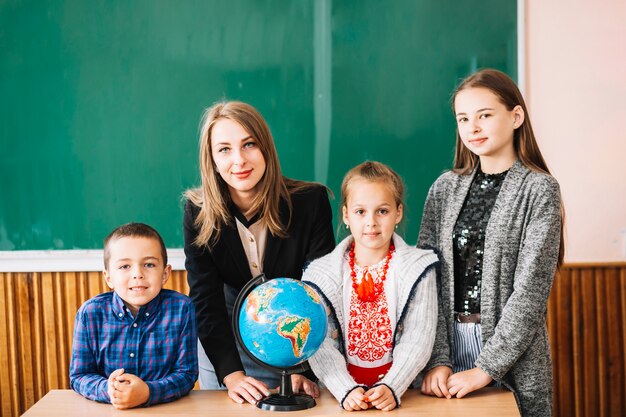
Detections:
[103, 222, 168, 269]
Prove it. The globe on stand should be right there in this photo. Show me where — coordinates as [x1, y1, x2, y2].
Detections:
[232, 274, 327, 411]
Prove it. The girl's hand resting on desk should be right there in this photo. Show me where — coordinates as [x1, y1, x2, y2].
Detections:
[290, 374, 320, 398]
[365, 385, 397, 411]
[342, 387, 369, 411]
[421, 365, 453, 398]
[447, 367, 492, 398]
[223, 371, 271, 405]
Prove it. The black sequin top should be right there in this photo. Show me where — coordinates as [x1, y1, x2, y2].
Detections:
[453, 168, 509, 314]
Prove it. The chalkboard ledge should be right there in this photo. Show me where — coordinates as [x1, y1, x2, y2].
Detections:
[0, 249, 185, 272]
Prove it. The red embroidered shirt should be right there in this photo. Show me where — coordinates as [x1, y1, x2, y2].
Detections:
[342, 253, 397, 369]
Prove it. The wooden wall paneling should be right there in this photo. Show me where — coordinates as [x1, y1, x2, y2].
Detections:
[53, 272, 68, 391]
[571, 268, 584, 417]
[41, 273, 52, 397]
[605, 267, 624, 415]
[17, 273, 35, 412]
[546, 273, 558, 416]
[165, 271, 189, 295]
[7, 273, 20, 417]
[30, 272, 44, 401]
[63, 271, 80, 390]
[622, 268, 626, 405]
[45, 272, 65, 389]
[0, 273, 13, 417]
[552, 267, 573, 416]
[87, 271, 103, 300]
[581, 268, 598, 416]
[595, 269, 609, 417]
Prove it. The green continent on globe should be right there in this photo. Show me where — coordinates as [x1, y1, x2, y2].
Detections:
[246, 287, 278, 322]
[277, 316, 311, 358]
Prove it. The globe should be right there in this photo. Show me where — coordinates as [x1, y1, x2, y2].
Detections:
[238, 277, 327, 367]
[232, 275, 327, 411]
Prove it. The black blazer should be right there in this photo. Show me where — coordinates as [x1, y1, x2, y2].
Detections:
[183, 184, 335, 382]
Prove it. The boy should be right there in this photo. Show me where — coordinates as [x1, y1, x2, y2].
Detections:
[69, 223, 198, 409]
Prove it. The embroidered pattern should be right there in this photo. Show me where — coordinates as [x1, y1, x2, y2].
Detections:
[347, 265, 392, 361]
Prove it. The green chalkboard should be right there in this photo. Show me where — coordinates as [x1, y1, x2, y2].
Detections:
[0, 0, 517, 250]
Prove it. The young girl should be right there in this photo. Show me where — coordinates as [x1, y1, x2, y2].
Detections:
[418, 69, 563, 417]
[183, 101, 335, 405]
[303, 161, 438, 411]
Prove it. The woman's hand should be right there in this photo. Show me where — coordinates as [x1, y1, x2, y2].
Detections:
[420, 365, 453, 398]
[223, 371, 271, 405]
[290, 374, 320, 398]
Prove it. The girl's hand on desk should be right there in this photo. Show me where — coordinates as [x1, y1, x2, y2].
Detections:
[365, 385, 397, 411]
[447, 367, 492, 398]
[342, 387, 369, 411]
[421, 366, 453, 398]
[290, 374, 320, 398]
[224, 371, 271, 405]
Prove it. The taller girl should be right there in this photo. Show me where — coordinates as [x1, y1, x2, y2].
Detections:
[419, 69, 563, 417]
[184, 101, 335, 405]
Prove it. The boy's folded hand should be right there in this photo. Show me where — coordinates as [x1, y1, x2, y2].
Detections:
[109, 372, 150, 409]
[107, 368, 125, 402]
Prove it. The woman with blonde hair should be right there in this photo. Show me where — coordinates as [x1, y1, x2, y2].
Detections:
[184, 101, 335, 405]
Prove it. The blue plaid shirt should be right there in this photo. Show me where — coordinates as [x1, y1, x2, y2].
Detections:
[69, 289, 198, 405]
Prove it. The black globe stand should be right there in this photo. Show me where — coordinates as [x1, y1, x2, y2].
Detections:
[233, 274, 317, 412]
[256, 371, 316, 411]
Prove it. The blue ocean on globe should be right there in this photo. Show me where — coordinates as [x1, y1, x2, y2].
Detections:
[238, 278, 327, 368]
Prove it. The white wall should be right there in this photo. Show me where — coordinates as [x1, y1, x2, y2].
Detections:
[526, 0, 626, 262]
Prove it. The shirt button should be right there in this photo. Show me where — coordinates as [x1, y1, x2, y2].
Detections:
[133, 323, 138, 328]
[251, 262, 258, 269]
[129, 353, 135, 358]
[118, 313, 123, 318]
[145, 312, 150, 317]
[248, 236, 254, 242]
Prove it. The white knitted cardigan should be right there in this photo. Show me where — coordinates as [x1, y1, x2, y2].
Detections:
[303, 234, 439, 406]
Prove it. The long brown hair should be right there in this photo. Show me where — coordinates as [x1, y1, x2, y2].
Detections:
[185, 101, 313, 248]
[452, 69, 565, 267]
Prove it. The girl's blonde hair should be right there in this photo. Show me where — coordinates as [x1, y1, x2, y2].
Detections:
[452, 69, 564, 267]
[341, 161, 404, 209]
[185, 101, 313, 248]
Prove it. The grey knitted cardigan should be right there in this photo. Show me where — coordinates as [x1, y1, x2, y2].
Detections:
[303, 234, 439, 406]
[418, 160, 561, 417]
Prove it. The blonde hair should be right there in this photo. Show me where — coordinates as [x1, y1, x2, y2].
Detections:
[185, 101, 314, 248]
[451, 69, 564, 267]
[341, 161, 404, 209]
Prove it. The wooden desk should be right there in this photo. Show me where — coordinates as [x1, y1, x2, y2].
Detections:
[22, 388, 519, 416]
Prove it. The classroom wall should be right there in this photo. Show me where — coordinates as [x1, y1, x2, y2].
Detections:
[525, 0, 626, 262]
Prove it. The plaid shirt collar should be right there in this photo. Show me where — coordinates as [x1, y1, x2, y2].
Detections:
[110, 290, 163, 321]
